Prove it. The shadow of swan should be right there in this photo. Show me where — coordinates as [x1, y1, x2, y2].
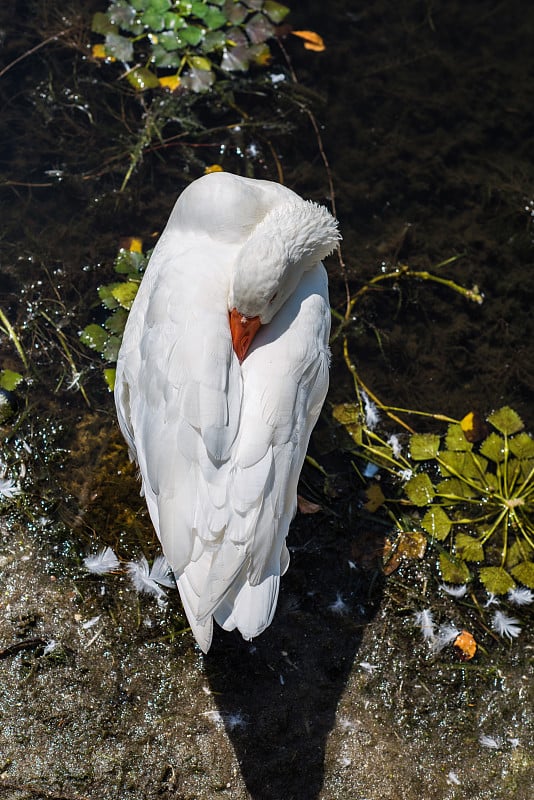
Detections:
[204, 512, 383, 800]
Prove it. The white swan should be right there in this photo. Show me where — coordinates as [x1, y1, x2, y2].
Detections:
[114, 171, 340, 652]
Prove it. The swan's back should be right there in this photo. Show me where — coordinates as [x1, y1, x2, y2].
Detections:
[115, 172, 333, 651]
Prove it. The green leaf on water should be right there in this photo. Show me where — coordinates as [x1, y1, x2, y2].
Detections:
[104, 307, 129, 335]
[80, 324, 108, 353]
[92, 12, 118, 34]
[126, 66, 160, 90]
[445, 423, 473, 452]
[105, 32, 134, 61]
[111, 281, 139, 309]
[263, 0, 290, 23]
[509, 432, 534, 460]
[0, 369, 23, 391]
[479, 432, 505, 462]
[454, 533, 484, 561]
[439, 553, 471, 584]
[487, 406, 524, 436]
[421, 506, 451, 540]
[104, 368, 116, 391]
[510, 561, 534, 589]
[479, 566, 516, 595]
[404, 473, 435, 506]
[409, 433, 440, 460]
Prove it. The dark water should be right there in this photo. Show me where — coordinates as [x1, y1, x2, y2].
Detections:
[1, 2, 534, 799]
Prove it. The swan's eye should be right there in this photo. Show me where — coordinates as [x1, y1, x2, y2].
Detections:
[269, 293, 278, 304]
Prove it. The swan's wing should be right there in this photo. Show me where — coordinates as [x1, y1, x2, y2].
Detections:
[197, 263, 330, 641]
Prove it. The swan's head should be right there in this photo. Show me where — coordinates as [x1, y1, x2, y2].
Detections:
[229, 199, 340, 360]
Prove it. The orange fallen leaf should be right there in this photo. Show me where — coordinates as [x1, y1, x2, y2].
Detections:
[92, 44, 114, 61]
[158, 75, 181, 92]
[453, 629, 477, 661]
[204, 164, 224, 174]
[291, 30, 325, 52]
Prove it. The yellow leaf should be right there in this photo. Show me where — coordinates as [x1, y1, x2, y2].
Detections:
[291, 30, 325, 52]
[92, 43, 114, 61]
[364, 483, 385, 512]
[204, 164, 224, 174]
[158, 75, 181, 92]
[460, 410, 488, 443]
[120, 237, 143, 253]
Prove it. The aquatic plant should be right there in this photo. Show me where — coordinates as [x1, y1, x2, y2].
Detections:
[335, 398, 534, 596]
[92, 0, 291, 93]
[80, 241, 148, 390]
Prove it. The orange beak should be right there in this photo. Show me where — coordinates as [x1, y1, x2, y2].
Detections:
[229, 308, 261, 362]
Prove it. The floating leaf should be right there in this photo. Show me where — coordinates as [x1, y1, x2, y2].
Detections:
[159, 74, 181, 91]
[291, 30, 325, 52]
[510, 561, 534, 589]
[111, 281, 139, 309]
[509, 432, 534, 460]
[181, 25, 205, 45]
[126, 66, 160, 90]
[0, 369, 23, 391]
[115, 248, 146, 275]
[245, 12, 274, 44]
[480, 432, 505, 462]
[479, 566, 515, 595]
[487, 406, 524, 436]
[98, 283, 120, 309]
[409, 433, 440, 460]
[453, 630, 477, 661]
[460, 411, 488, 443]
[364, 483, 385, 512]
[263, 0, 290, 24]
[421, 506, 451, 540]
[506, 540, 533, 569]
[446, 423, 473, 452]
[104, 307, 129, 334]
[92, 11, 118, 34]
[383, 530, 426, 574]
[454, 533, 484, 562]
[439, 553, 471, 584]
[80, 324, 108, 352]
[104, 368, 116, 391]
[103, 334, 122, 361]
[436, 477, 476, 500]
[105, 32, 134, 61]
[188, 55, 212, 70]
[404, 473, 435, 506]
[332, 403, 363, 445]
[92, 43, 114, 60]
